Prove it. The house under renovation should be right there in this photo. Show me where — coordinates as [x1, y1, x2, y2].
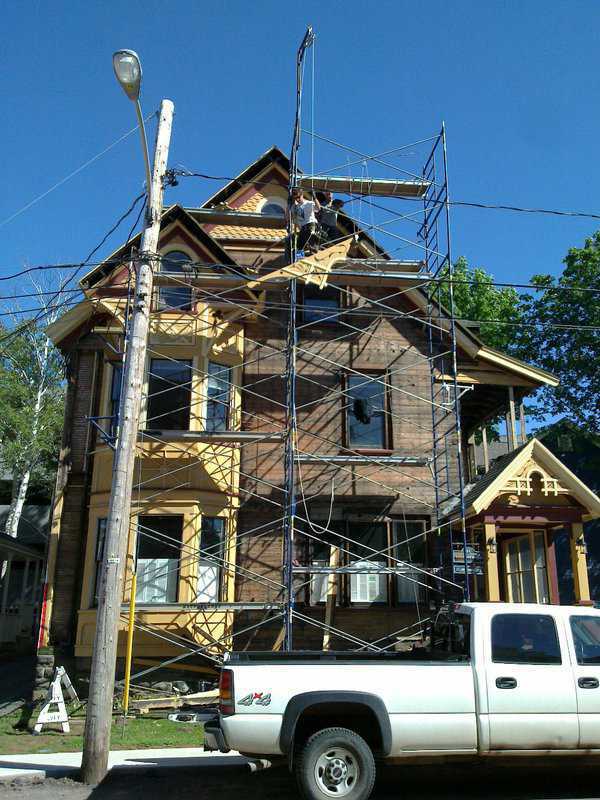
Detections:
[38, 130, 600, 680]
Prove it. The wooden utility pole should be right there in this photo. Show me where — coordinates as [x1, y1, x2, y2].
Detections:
[81, 99, 174, 785]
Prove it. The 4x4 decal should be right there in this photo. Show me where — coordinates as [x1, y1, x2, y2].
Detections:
[238, 692, 272, 707]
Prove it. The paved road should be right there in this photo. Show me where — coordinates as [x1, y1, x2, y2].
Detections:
[1, 760, 600, 800]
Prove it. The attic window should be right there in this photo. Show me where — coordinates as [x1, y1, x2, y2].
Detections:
[157, 250, 193, 311]
[161, 250, 193, 273]
[261, 199, 285, 217]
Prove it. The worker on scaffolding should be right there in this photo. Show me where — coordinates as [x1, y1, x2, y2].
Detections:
[316, 191, 344, 243]
[289, 187, 320, 254]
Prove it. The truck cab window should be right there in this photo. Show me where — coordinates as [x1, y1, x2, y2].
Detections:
[492, 614, 561, 665]
[431, 612, 471, 659]
[570, 616, 600, 665]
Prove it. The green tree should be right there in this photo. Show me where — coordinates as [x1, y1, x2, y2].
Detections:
[0, 306, 65, 537]
[438, 256, 522, 352]
[516, 232, 600, 433]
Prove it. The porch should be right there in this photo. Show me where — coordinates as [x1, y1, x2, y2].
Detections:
[452, 438, 600, 606]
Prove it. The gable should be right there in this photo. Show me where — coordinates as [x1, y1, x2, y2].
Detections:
[456, 438, 600, 521]
[80, 205, 238, 291]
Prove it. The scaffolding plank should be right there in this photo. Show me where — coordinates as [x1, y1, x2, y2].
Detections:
[140, 430, 283, 444]
[296, 454, 429, 466]
[298, 175, 430, 198]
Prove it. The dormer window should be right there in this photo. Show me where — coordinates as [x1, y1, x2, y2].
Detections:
[157, 250, 193, 311]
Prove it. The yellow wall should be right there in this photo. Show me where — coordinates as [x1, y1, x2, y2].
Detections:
[75, 303, 243, 660]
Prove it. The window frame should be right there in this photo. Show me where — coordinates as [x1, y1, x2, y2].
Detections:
[135, 514, 184, 605]
[92, 517, 107, 608]
[196, 515, 227, 604]
[569, 615, 600, 665]
[296, 516, 430, 609]
[205, 361, 233, 433]
[503, 530, 550, 604]
[156, 249, 194, 312]
[491, 612, 562, 665]
[146, 357, 193, 431]
[300, 283, 343, 327]
[343, 370, 392, 452]
[259, 197, 286, 217]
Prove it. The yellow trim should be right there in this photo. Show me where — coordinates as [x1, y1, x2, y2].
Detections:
[571, 522, 591, 603]
[483, 522, 500, 601]
[465, 438, 600, 520]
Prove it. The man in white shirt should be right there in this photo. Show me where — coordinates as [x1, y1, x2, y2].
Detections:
[290, 188, 320, 253]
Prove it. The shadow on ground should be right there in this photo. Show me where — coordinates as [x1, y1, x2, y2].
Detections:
[3, 759, 600, 799]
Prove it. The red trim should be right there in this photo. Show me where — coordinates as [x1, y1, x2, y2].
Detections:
[160, 225, 221, 263]
[36, 582, 49, 651]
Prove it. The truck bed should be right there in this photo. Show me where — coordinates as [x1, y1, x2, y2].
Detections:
[226, 648, 469, 664]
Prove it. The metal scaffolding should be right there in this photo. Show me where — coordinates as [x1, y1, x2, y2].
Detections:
[85, 26, 472, 688]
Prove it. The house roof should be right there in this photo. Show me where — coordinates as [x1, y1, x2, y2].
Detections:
[48, 147, 557, 391]
[444, 438, 600, 521]
[80, 205, 239, 290]
[0, 505, 49, 549]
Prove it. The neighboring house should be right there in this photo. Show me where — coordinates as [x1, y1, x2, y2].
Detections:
[0, 505, 47, 651]
[39, 147, 600, 673]
[535, 419, 600, 603]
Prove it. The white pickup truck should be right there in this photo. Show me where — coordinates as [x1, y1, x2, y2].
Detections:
[205, 603, 600, 800]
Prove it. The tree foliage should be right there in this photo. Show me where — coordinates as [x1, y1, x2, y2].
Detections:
[516, 232, 600, 433]
[0, 320, 65, 506]
[438, 256, 522, 352]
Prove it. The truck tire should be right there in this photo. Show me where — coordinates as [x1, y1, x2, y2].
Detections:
[296, 727, 376, 800]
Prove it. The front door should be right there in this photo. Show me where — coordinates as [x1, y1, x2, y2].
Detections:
[485, 612, 579, 749]
[503, 531, 550, 604]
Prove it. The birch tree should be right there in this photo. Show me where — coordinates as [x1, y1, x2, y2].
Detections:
[0, 283, 65, 538]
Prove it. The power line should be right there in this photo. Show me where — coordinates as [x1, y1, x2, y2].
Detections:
[175, 168, 600, 222]
[0, 192, 147, 350]
[0, 113, 155, 230]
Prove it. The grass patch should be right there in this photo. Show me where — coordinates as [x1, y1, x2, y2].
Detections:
[0, 707, 203, 755]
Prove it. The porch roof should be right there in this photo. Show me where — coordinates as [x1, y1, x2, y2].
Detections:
[444, 438, 600, 522]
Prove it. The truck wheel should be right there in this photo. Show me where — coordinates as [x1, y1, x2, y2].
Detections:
[296, 727, 376, 800]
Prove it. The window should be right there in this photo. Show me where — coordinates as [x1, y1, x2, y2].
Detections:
[157, 250, 193, 311]
[109, 364, 122, 438]
[92, 518, 107, 607]
[504, 532, 549, 603]
[491, 613, 561, 664]
[307, 526, 342, 606]
[346, 374, 388, 449]
[393, 521, 426, 603]
[431, 612, 471, 658]
[302, 284, 340, 325]
[136, 516, 182, 604]
[570, 616, 600, 665]
[347, 521, 388, 604]
[261, 200, 285, 217]
[197, 517, 226, 603]
[206, 361, 232, 432]
[147, 359, 192, 430]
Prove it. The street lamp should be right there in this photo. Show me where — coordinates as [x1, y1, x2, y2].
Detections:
[113, 49, 152, 203]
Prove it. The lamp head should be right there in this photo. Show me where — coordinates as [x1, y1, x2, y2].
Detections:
[113, 50, 142, 101]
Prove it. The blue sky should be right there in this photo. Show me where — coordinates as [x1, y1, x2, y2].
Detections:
[1, 1, 599, 296]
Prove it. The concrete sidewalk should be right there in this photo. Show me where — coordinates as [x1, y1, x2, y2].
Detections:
[0, 747, 247, 783]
